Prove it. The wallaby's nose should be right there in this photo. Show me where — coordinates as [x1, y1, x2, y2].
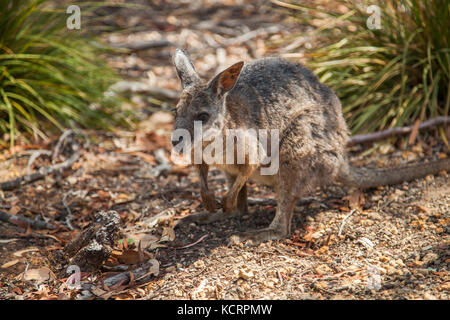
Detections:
[172, 136, 183, 147]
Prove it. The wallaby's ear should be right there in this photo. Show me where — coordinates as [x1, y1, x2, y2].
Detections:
[208, 61, 244, 97]
[173, 49, 200, 89]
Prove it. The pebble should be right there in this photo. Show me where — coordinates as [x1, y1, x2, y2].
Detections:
[314, 264, 333, 275]
[193, 260, 205, 269]
[166, 265, 176, 273]
[237, 268, 254, 280]
[416, 268, 429, 275]
[423, 292, 437, 300]
[421, 252, 438, 265]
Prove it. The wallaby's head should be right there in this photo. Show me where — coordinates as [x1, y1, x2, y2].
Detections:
[171, 49, 244, 154]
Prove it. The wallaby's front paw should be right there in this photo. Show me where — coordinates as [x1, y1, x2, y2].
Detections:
[221, 195, 236, 214]
[201, 190, 216, 212]
[228, 228, 287, 246]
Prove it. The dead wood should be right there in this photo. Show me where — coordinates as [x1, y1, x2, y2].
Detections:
[64, 211, 122, 272]
[0, 209, 56, 230]
[103, 259, 159, 288]
[110, 40, 172, 51]
[110, 81, 180, 100]
[0, 152, 80, 191]
[224, 25, 284, 46]
[348, 116, 450, 146]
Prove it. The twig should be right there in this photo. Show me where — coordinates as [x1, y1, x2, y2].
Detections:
[338, 209, 357, 237]
[52, 129, 75, 163]
[150, 148, 172, 177]
[277, 270, 284, 286]
[26, 150, 52, 174]
[348, 116, 450, 146]
[61, 191, 74, 231]
[110, 81, 179, 100]
[224, 25, 284, 46]
[0, 209, 56, 230]
[0, 152, 80, 191]
[171, 234, 209, 250]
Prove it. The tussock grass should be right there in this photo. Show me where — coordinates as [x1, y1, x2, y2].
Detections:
[0, 0, 129, 147]
[273, 0, 449, 135]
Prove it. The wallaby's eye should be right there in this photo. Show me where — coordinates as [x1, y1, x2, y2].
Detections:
[196, 112, 209, 124]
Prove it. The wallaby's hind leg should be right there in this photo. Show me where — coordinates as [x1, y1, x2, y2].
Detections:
[229, 176, 298, 245]
[175, 173, 248, 228]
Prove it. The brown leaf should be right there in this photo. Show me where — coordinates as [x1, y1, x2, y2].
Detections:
[124, 233, 158, 249]
[303, 226, 315, 242]
[1, 259, 20, 269]
[343, 189, 364, 210]
[96, 190, 110, 199]
[113, 249, 142, 265]
[8, 206, 21, 215]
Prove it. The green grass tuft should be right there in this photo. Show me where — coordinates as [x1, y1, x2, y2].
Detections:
[273, 0, 449, 135]
[0, 0, 129, 147]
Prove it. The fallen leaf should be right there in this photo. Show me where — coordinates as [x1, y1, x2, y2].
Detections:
[23, 267, 55, 283]
[111, 249, 142, 265]
[8, 206, 21, 215]
[1, 259, 20, 269]
[0, 239, 18, 244]
[314, 264, 333, 275]
[124, 233, 158, 249]
[343, 189, 364, 210]
[160, 227, 175, 242]
[416, 205, 430, 213]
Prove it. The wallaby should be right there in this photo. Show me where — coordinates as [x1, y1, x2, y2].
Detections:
[171, 48, 449, 245]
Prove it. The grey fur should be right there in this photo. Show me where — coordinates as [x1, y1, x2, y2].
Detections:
[171, 50, 450, 245]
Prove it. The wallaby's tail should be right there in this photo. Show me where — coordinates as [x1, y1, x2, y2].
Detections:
[337, 157, 450, 189]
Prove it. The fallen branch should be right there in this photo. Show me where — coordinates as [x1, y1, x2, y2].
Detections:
[171, 234, 209, 249]
[0, 210, 56, 230]
[110, 40, 172, 51]
[64, 211, 121, 272]
[224, 25, 284, 46]
[26, 150, 52, 174]
[338, 209, 357, 237]
[110, 81, 180, 101]
[247, 197, 317, 207]
[150, 148, 172, 177]
[0, 152, 80, 191]
[348, 116, 450, 146]
[103, 259, 159, 288]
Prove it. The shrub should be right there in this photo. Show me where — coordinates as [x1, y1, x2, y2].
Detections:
[0, 0, 126, 146]
[273, 0, 449, 135]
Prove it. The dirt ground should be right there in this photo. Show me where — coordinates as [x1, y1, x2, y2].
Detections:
[0, 0, 448, 300]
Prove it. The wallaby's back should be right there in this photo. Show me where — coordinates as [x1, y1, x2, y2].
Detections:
[226, 57, 449, 189]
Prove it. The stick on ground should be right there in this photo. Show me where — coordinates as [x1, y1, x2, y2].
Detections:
[348, 116, 450, 146]
[0, 152, 80, 191]
[0, 209, 56, 230]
